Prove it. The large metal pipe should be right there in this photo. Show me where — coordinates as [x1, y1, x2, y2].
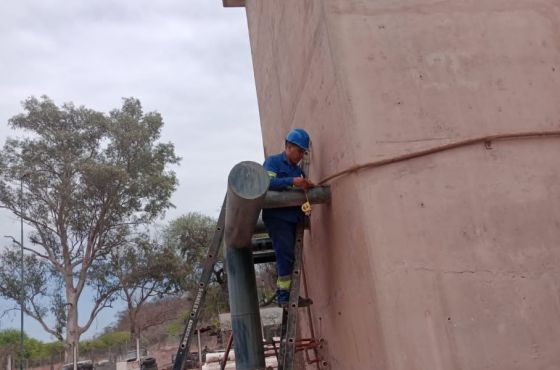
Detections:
[254, 186, 330, 233]
[225, 166, 330, 369]
[226, 162, 270, 248]
[225, 161, 269, 370]
[263, 186, 331, 209]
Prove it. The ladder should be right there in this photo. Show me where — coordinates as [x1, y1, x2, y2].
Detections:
[172, 198, 325, 370]
[277, 222, 305, 370]
[278, 149, 326, 370]
[218, 220, 325, 370]
[172, 197, 226, 370]
[277, 222, 326, 370]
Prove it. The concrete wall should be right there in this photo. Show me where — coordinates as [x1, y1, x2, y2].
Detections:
[243, 1, 560, 369]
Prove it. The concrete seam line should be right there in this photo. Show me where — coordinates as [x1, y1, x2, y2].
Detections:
[318, 130, 560, 185]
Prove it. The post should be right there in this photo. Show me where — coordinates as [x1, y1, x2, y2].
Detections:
[19, 177, 24, 370]
[225, 161, 269, 370]
[73, 343, 77, 370]
[197, 328, 202, 369]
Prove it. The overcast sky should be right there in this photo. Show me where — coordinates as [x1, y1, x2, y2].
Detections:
[0, 0, 263, 341]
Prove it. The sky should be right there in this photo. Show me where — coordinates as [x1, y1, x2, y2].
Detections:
[0, 0, 263, 341]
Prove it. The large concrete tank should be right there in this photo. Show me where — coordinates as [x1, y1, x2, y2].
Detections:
[225, 1, 560, 369]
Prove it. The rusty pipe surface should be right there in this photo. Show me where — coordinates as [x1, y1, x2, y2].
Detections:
[225, 161, 268, 370]
[263, 186, 331, 209]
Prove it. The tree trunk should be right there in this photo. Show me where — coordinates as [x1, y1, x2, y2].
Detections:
[136, 336, 140, 363]
[128, 309, 142, 361]
[133, 325, 141, 361]
[65, 292, 79, 364]
[128, 309, 137, 342]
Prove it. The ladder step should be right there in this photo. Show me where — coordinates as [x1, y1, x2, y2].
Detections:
[253, 250, 276, 264]
[278, 223, 305, 370]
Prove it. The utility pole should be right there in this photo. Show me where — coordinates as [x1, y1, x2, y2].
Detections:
[19, 175, 25, 370]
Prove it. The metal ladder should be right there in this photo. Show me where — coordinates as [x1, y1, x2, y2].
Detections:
[218, 221, 326, 370]
[277, 222, 326, 370]
[279, 149, 326, 370]
[172, 197, 226, 370]
[172, 197, 326, 370]
[170, 196, 279, 370]
[277, 222, 305, 370]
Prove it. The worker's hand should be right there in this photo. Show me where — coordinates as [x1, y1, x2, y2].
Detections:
[293, 177, 314, 190]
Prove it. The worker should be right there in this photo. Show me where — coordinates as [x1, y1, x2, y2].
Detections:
[262, 128, 314, 308]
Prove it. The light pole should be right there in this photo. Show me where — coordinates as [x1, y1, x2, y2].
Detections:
[19, 173, 27, 370]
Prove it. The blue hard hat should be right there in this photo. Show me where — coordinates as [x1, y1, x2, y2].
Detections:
[285, 128, 310, 151]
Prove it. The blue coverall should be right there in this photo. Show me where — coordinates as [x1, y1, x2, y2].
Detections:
[262, 152, 304, 305]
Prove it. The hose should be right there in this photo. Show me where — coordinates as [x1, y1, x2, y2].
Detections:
[318, 130, 560, 185]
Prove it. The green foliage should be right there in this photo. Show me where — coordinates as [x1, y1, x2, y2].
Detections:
[0, 96, 180, 353]
[163, 213, 223, 291]
[0, 329, 27, 346]
[0, 329, 131, 362]
[0, 251, 55, 332]
[23, 338, 44, 359]
[0, 329, 63, 360]
[41, 341, 64, 357]
[80, 331, 129, 354]
[164, 285, 228, 337]
[161, 213, 229, 333]
[165, 320, 184, 338]
[200, 285, 229, 325]
[114, 235, 187, 298]
[112, 233, 188, 340]
[95, 331, 129, 348]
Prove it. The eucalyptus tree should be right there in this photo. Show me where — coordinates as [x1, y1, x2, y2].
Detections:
[0, 96, 180, 360]
[164, 213, 225, 291]
[163, 213, 229, 324]
[111, 234, 187, 343]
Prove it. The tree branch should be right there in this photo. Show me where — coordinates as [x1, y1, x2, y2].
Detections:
[26, 297, 60, 338]
[137, 284, 156, 308]
[5, 204, 61, 239]
[79, 287, 119, 335]
[140, 312, 180, 331]
[0, 306, 20, 321]
[22, 246, 50, 260]
[3, 235, 21, 247]
[4, 236, 55, 262]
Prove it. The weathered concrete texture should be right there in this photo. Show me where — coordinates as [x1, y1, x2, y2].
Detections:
[243, 0, 560, 369]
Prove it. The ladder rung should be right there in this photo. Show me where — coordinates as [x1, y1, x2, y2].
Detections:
[253, 250, 276, 264]
[278, 223, 305, 370]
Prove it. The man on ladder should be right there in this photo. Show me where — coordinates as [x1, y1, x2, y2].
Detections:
[262, 128, 314, 308]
